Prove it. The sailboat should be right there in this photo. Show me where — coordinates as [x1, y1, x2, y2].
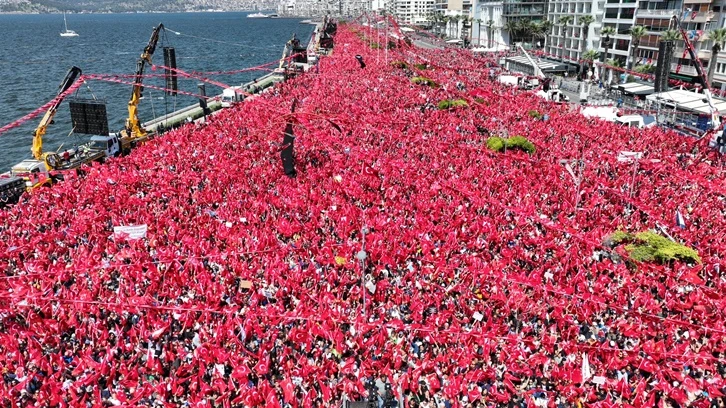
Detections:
[60, 12, 79, 37]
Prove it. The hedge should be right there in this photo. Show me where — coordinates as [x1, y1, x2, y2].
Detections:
[438, 99, 469, 110]
[411, 76, 439, 88]
[606, 230, 701, 264]
[486, 136, 536, 154]
[391, 61, 408, 69]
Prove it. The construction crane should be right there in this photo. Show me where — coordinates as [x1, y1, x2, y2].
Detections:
[671, 15, 720, 129]
[31, 66, 83, 169]
[125, 23, 164, 139]
[517, 44, 569, 102]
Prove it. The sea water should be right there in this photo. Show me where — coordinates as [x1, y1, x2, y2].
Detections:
[0, 12, 313, 171]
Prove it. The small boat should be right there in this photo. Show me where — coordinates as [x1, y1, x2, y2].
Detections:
[268, 14, 280, 18]
[247, 12, 269, 18]
[60, 12, 79, 37]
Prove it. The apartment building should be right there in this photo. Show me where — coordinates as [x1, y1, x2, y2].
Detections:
[396, 0, 436, 24]
[545, 0, 604, 64]
[472, 0, 508, 47]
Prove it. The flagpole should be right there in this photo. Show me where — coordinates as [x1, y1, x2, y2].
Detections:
[356, 226, 369, 318]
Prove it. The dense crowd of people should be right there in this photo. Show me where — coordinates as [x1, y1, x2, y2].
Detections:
[1, 22, 725, 408]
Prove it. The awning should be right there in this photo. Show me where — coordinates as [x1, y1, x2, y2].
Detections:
[446, 39, 463, 44]
[646, 88, 726, 116]
[669, 73, 697, 82]
[505, 55, 569, 73]
[617, 82, 654, 96]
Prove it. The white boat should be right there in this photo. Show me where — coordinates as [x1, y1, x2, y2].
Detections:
[247, 12, 269, 18]
[60, 12, 79, 37]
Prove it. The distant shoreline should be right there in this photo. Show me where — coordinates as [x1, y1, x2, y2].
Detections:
[0, 11, 257, 15]
[0, 11, 312, 18]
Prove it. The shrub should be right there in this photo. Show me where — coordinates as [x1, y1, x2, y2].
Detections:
[486, 135, 536, 154]
[528, 110, 543, 119]
[474, 97, 485, 104]
[438, 99, 469, 110]
[506, 136, 536, 154]
[414, 63, 429, 70]
[391, 61, 408, 69]
[486, 137, 506, 152]
[371, 42, 381, 49]
[607, 230, 701, 265]
[411, 76, 439, 88]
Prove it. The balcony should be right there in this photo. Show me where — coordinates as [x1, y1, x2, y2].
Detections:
[636, 8, 679, 18]
[671, 62, 698, 76]
[681, 11, 715, 23]
[684, 0, 710, 3]
[673, 46, 711, 59]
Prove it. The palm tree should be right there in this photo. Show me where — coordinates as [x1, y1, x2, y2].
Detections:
[504, 19, 518, 46]
[628, 25, 648, 70]
[531, 22, 548, 49]
[607, 58, 624, 84]
[517, 19, 534, 47]
[557, 15, 574, 60]
[579, 15, 594, 53]
[486, 19, 494, 48]
[707, 28, 726, 87]
[472, 18, 482, 46]
[539, 20, 554, 49]
[450, 15, 460, 38]
[660, 29, 680, 42]
[600, 26, 616, 79]
[582, 49, 600, 77]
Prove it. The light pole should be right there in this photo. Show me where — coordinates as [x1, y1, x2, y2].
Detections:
[355, 227, 369, 318]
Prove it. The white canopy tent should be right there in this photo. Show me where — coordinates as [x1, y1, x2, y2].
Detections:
[646, 88, 726, 116]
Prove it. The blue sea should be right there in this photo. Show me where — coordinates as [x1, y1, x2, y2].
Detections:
[0, 12, 313, 171]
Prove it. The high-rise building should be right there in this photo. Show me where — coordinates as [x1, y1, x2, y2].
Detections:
[395, 0, 436, 24]
[599, 0, 638, 65]
[545, 0, 604, 65]
[472, 0, 507, 47]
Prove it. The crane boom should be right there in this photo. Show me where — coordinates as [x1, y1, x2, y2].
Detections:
[518, 43, 545, 79]
[31, 66, 83, 161]
[671, 15, 720, 129]
[125, 23, 164, 139]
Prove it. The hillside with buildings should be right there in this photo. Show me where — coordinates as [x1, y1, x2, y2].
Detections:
[0, 0, 280, 12]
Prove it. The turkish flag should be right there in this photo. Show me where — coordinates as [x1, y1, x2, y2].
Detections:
[281, 377, 296, 404]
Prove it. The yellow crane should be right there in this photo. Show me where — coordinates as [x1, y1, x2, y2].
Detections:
[31, 66, 83, 169]
[124, 23, 164, 139]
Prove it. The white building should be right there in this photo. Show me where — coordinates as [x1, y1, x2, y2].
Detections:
[394, 0, 435, 25]
[545, 0, 604, 66]
[472, 0, 506, 47]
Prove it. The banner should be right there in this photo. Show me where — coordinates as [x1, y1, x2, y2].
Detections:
[113, 224, 148, 240]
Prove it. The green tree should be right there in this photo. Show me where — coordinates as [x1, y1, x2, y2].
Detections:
[582, 49, 600, 75]
[707, 28, 726, 87]
[517, 19, 534, 47]
[504, 19, 518, 45]
[660, 29, 680, 42]
[628, 25, 648, 70]
[558, 15, 574, 60]
[539, 20, 554, 48]
[579, 15, 594, 53]
[600, 26, 616, 79]
[607, 58, 624, 84]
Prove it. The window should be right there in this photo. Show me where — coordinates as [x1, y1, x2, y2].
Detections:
[605, 9, 619, 18]
[620, 8, 634, 19]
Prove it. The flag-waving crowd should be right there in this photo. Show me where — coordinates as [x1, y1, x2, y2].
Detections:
[1, 23, 726, 408]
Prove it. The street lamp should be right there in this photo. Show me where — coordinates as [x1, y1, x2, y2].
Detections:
[355, 226, 369, 318]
